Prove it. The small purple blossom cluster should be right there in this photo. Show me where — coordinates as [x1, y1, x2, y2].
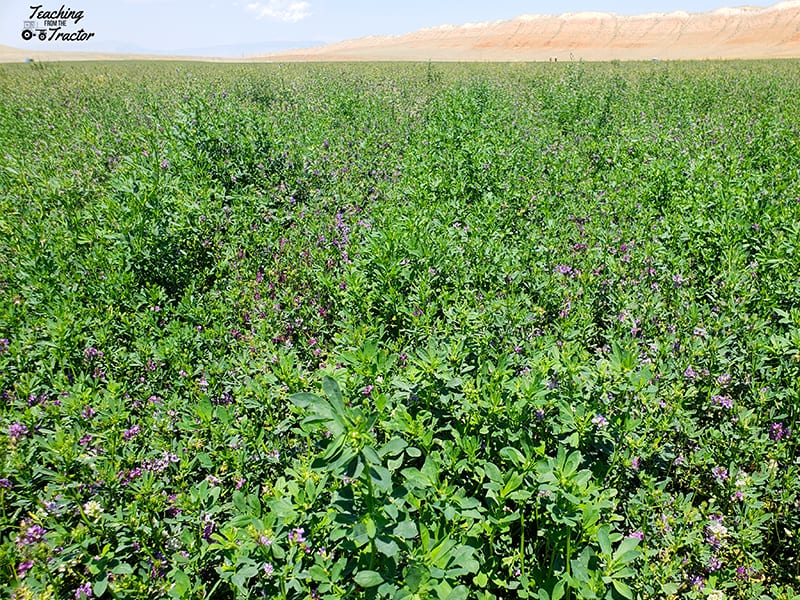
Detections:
[117, 467, 143, 485]
[202, 514, 216, 541]
[769, 422, 790, 441]
[8, 421, 29, 442]
[288, 527, 306, 543]
[122, 425, 141, 441]
[554, 264, 574, 276]
[711, 395, 733, 409]
[83, 346, 103, 361]
[15, 519, 47, 547]
[74, 582, 92, 598]
[711, 466, 728, 483]
[17, 559, 33, 578]
[704, 516, 727, 549]
[142, 451, 180, 473]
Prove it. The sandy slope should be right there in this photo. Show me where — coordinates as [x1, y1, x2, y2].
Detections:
[262, 1, 800, 62]
[1, 2, 799, 63]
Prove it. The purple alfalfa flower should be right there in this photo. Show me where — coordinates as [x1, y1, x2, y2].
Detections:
[122, 425, 141, 441]
[554, 264, 573, 276]
[75, 581, 92, 598]
[17, 560, 33, 578]
[705, 517, 727, 549]
[628, 530, 644, 541]
[631, 456, 641, 471]
[361, 385, 374, 397]
[716, 373, 732, 388]
[0, 477, 12, 488]
[707, 556, 722, 572]
[288, 527, 306, 544]
[83, 346, 103, 361]
[689, 574, 705, 590]
[683, 366, 697, 380]
[263, 562, 274, 576]
[769, 422, 790, 441]
[117, 467, 143, 485]
[15, 519, 47, 547]
[712, 466, 729, 483]
[202, 515, 216, 541]
[711, 395, 733, 409]
[8, 421, 28, 442]
[0, 338, 9, 353]
[592, 414, 609, 428]
[81, 406, 96, 419]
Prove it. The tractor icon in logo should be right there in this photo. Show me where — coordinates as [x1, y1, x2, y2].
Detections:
[21, 21, 48, 41]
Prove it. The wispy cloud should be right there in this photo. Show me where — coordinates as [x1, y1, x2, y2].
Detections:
[245, 1, 311, 22]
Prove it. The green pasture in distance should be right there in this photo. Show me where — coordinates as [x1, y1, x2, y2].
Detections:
[1, 59, 799, 599]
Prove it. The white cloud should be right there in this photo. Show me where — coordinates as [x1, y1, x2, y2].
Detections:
[246, 1, 311, 22]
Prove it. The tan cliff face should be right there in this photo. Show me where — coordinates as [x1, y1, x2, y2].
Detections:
[263, 1, 800, 62]
[1, 1, 799, 63]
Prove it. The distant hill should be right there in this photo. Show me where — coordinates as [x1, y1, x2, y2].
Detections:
[261, 1, 800, 62]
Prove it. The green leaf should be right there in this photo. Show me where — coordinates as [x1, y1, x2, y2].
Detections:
[370, 465, 393, 493]
[322, 375, 344, 411]
[355, 570, 384, 587]
[362, 445, 382, 466]
[394, 520, 418, 539]
[612, 536, 641, 565]
[612, 579, 634, 599]
[232, 490, 247, 513]
[380, 436, 408, 457]
[563, 451, 581, 476]
[289, 392, 321, 410]
[446, 585, 469, 600]
[661, 583, 679, 595]
[404, 564, 428, 593]
[197, 452, 213, 469]
[500, 446, 527, 467]
[170, 568, 191, 597]
[93, 576, 108, 597]
[551, 580, 566, 600]
[308, 565, 330, 582]
[483, 461, 503, 483]
[365, 516, 377, 539]
[111, 562, 134, 575]
[375, 535, 400, 557]
[500, 471, 524, 498]
[598, 525, 612, 557]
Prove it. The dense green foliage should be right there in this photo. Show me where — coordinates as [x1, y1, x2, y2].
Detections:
[1, 59, 799, 599]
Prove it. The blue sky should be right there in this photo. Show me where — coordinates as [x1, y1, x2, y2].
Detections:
[1, 0, 774, 56]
